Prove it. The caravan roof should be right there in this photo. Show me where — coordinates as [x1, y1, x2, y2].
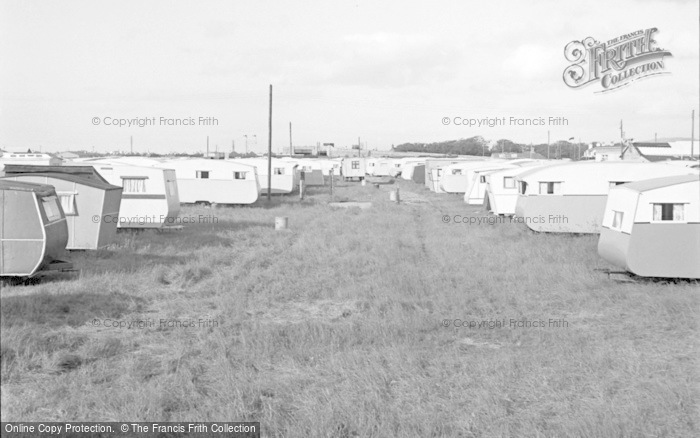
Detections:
[2, 164, 110, 183]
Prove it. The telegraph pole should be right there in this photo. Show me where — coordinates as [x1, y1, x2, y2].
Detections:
[130, 136, 133, 155]
[289, 122, 293, 155]
[547, 130, 550, 159]
[267, 84, 273, 202]
[691, 110, 695, 160]
[619, 120, 624, 159]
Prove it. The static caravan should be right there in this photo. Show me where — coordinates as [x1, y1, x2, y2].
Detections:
[484, 162, 556, 215]
[70, 160, 181, 228]
[514, 162, 698, 233]
[234, 158, 298, 194]
[598, 175, 699, 279]
[285, 159, 326, 186]
[0, 152, 63, 169]
[439, 160, 504, 194]
[425, 158, 482, 193]
[1, 180, 71, 278]
[462, 161, 541, 204]
[317, 159, 343, 176]
[2, 169, 122, 250]
[342, 157, 366, 181]
[400, 159, 426, 181]
[464, 165, 524, 205]
[154, 158, 259, 204]
[365, 158, 378, 176]
[400, 162, 416, 180]
[373, 159, 397, 177]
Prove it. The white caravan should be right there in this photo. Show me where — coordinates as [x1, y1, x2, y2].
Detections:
[234, 158, 298, 194]
[484, 162, 557, 215]
[514, 161, 699, 233]
[154, 158, 260, 204]
[67, 160, 180, 229]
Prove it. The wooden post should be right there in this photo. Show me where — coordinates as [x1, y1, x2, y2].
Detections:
[299, 172, 305, 200]
[267, 84, 272, 202]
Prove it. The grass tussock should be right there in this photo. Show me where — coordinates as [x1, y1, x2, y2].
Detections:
[1, 177, 698, 437]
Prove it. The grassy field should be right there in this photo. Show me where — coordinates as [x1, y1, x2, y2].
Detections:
[1, 178, 698, 437]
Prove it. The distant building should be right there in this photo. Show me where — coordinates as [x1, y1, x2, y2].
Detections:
[490, 152, 546, 160]
[57, 151, 79, 159]
[583, 145, 624, 161]
[624, 141, 699, 161]
[204, 151, 226, 160]
[281, 143, 336, 157]
[0, 151, 63, 166]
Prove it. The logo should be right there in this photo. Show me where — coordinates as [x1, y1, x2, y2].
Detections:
[563, 28, 672, 93]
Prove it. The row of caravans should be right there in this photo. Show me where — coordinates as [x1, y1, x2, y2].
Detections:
[0, 153, 340, 281]
[402, 156, 699, 279]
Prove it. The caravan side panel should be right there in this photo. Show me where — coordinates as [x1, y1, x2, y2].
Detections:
[1, 189, 44, 275]
[519, 195, 608, 233]
[626, 224, 700, 279]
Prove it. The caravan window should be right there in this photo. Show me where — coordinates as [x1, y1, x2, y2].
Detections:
[196, 171, 210, 179]
[539, 182, 561, 195]
[452, 169, 462, 175]
[41, 196, 62, 222]
[273, 168, 285, 175]
[611, 211, 624, 229]
[503, 177, 515, 189]
[653, 203, 684, 222]
[351, 161, 360, 170]
[58, 192, 77, 216]
[122, 177, 147, 193]
[480, 175, 487, 183]
[519, 181, 528, 194]
[233, 171, 247, 180]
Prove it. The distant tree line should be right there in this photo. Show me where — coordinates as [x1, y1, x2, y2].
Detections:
[393, 137, 594, 160]
[393, 136, 490, 156]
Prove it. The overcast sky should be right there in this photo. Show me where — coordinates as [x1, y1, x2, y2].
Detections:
[1, 0, 698, 154]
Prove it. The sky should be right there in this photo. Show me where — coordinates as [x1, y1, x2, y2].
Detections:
[0, 0, 698, 154]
